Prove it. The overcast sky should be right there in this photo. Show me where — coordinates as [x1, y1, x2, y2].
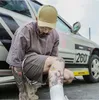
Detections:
[38, 0, 99, 44]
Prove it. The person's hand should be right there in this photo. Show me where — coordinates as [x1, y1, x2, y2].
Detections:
[63, 68, 74, 84]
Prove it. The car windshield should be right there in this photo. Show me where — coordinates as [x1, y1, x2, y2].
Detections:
[0, 0, 31, 17]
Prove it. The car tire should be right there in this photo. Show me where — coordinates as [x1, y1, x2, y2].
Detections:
[83, 54, 99, 83]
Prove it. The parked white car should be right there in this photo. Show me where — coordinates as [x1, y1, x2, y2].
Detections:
[0, 0, 99, 83]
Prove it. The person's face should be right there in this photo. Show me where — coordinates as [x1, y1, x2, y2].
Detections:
[38, 26, 53, 34]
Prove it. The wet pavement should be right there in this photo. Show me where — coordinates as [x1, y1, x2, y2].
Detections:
[0, 76, 99, 100]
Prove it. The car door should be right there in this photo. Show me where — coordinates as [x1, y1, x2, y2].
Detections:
[0, 0, 35, 69]
[55, 18, 76, 64]
[72, 33, 92, 65]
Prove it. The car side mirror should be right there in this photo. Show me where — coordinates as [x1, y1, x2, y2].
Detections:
[72, 21, 81, 34]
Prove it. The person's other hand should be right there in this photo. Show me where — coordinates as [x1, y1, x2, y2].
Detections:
[63, 68, 74, 84]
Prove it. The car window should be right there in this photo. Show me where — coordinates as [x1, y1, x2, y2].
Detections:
[0, 0, 31, 17]
[30, 0, 41, 13]
[56, 18, 71, 33]
[30, 0, 41, 14]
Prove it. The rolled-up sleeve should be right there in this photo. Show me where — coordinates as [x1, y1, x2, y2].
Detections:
[50, 33, 59, 57]
[6, 27, 29, 67]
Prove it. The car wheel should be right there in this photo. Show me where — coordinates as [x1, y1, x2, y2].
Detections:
[83, 55, 99, 83]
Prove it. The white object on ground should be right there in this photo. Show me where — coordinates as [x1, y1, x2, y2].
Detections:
[50, 84, 64, 100]
[64, 95, 69, 100]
